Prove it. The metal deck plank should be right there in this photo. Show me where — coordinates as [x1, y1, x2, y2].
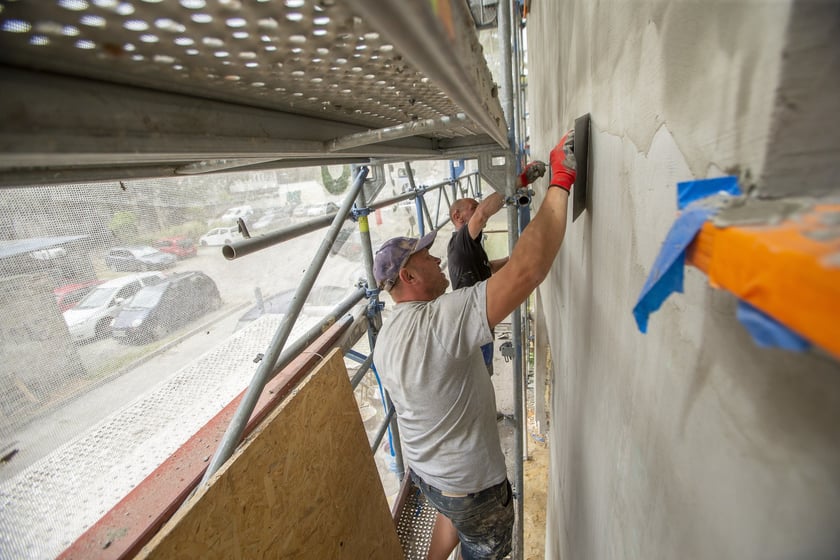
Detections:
[0, 0, 506, 183]
[395, 482, 437, 560]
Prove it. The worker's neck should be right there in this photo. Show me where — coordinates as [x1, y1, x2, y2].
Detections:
[391, 288, 436, 304]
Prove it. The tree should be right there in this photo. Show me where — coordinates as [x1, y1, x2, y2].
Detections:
[109, 211, 138, 242]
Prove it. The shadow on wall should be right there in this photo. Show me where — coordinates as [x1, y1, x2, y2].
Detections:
[683, 288, 840, 465]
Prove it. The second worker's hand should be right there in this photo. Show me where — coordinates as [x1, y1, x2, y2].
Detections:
[517, 160, 547, 188]
[549, 129, 576, 192]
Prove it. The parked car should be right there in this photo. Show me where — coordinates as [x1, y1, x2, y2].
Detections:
[63, 272, 166, 342]
[252, 209, 289, 230]
[30, 247, 68, 260]
[292, 204, 311, 218]
[234, 285, 355, 331]
[199, 226, 242, 247]
[105, 246, 177, 271]
[306, 202, 340, 217]
[53, 279, 104, 313]
[277, 204, 298, 218]
[252, 209, 276, 230]
[111, 271, 222, 343]
[152, 236, 197, 259]
[330, 228, 382, 260]
[220, 205, 254, 222]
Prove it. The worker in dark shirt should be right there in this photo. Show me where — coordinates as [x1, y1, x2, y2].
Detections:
[447, 160, 546, 375]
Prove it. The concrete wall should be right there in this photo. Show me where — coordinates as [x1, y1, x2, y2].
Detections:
[526, 2, 840, 559]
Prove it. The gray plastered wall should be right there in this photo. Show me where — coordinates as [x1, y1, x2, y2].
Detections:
[526, 1, 840, 558]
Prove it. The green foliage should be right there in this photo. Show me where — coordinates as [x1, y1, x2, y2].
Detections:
[321, 165, 351, 195]
[109, 211, 138, 242]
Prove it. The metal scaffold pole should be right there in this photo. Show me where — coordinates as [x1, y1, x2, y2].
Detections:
[200, 167, 370, 486]
[512, 0, 531, 465]
[498, 1, 525, 559]
[354, 183, 405, 478]
[404, 162, 426, 237]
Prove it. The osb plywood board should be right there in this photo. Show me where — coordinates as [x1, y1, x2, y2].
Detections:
[138, 348, 402, 559]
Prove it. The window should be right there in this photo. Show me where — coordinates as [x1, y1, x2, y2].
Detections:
[115, 281, 141, 302]
[62, 290, 88, 308]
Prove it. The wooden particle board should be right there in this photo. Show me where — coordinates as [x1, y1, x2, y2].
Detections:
[137, 348, 402, 559]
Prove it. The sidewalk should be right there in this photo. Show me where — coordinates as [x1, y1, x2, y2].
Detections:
[0, 313, 321, 559]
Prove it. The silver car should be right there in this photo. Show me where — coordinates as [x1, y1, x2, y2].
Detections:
[104, 246, 177, 271]
[62, 272, 166, 343]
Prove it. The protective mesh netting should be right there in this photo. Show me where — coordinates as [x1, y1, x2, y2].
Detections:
[0, 164, 434, 558]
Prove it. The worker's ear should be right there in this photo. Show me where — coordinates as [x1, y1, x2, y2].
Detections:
[451, 201, 465, 223]
[398, 267, 415, 285]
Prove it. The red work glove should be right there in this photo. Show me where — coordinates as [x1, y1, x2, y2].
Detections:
[517, 160, 546, 187]
[549, 129, 576, 192]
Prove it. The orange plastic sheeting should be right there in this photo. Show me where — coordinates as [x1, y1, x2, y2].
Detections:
[687, 204, 840, 360]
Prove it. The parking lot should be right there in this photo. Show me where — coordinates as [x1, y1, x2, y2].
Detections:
[74, 228, 370, 378]
[2, 220, 402, 476]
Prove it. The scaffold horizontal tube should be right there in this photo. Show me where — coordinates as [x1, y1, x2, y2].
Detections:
[223, 179, 458, 260]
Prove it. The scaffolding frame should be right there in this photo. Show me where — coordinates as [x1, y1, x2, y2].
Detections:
[0, 0, 507, 186]
[0, 0, 534, 557]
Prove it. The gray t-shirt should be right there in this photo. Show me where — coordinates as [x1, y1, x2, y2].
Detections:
[373, 282, 506, 494]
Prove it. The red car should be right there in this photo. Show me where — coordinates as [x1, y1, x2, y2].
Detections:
[152, 237, 197, 259]
[54, 280, 104, 313]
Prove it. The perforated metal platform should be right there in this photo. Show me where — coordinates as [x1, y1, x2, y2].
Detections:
[395, 482, 438, 560]
[3, 1, 478, 130]
[0, 0, 508, 186]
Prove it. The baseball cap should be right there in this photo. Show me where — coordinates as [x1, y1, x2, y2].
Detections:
[373, 231, 437, 291]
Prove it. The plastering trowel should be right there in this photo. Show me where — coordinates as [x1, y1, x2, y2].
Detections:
[572, 113, 591, 221]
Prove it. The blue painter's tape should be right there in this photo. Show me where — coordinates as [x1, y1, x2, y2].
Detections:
[634, 176, 740, 333]
[677, 175, 741, 210]
[632, 204, 716, 333]
[735, 301, 811, 352]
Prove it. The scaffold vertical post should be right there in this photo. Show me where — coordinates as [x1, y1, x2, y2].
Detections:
[498, 1, 525, 558]
[354, 180, 405, 479]
[200, 166, 370, 486]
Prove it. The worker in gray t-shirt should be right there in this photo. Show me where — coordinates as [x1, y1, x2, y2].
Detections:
[372, 128, 576, 560]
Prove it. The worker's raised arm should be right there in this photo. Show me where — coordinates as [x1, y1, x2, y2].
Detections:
[467, 192, 505, 239]
[466, 160, 546, 240]
[485, 131, 575, 329]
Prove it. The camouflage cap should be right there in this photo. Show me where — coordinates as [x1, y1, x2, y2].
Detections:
[373, 231, 437, 291]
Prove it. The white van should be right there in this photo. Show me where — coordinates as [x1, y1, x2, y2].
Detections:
[220, 205, 254, 222]
[199, 226, 242, 247]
